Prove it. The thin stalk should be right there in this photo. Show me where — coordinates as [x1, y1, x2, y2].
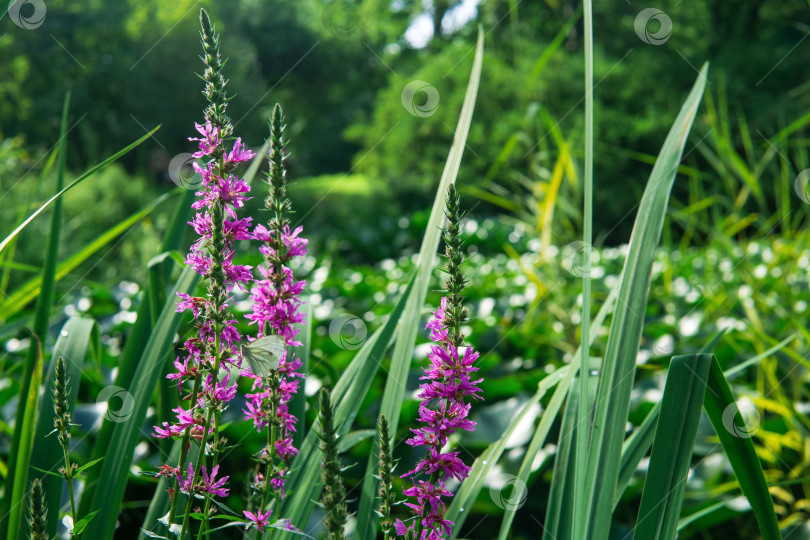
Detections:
[181, 284, 224, 532]
[196, 413, 220, 540]
[168, 373, 203, 526]
[573, 0, 595, 539]
[62, 446, 77, 533]
[53, 356, 79, 537]
[260, 383, 279, 513]
[413, 470, 440, 539]
[377, 416, 395, 540]
[178, 371, 219, 539]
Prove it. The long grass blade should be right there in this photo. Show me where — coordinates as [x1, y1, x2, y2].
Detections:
[703, 356, 781, 539]
[0, 191, 175, 320]
[4, 332, 44, 540]
[580, 64, 709, 540]
[615, 332, 793, 506]
[503, 282, 619, 540]
[633, 354, 711, 540]
[81, 265, 199, 539]
[1, 92, 70, 539]
[353, 26, 485, 540]
[0, 126, 160, 255]
[572, 0, 595, 536]
[79, 191, 194, 515]
[0, 144, 58, 297]
[450, 278, 615, 533]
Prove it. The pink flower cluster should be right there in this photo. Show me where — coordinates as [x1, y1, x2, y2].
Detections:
[242, 221, 308, 496]
[397, 298, 483, 538]
[151, 121, 255, 502]
[176, 463, 230, 498]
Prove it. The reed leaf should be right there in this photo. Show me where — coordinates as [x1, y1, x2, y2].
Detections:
[354, 26, 484, 540]
[579, 64, 709, 540]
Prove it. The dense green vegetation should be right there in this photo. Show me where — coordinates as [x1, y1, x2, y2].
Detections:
[2, 1, 810, 539]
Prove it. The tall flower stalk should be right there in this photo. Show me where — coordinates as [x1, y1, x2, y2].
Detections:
[242, 103, 307, 528]
[52, 357, 77, 533]
[318, 388, 348, 540]
[152, 8, 254, 538]
[51, 357, 101, 536]
[377, 415, 396, 540]
[396, 184, 483, 539]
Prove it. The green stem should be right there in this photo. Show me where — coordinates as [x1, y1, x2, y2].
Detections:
[168, 373, 203, 526]
[178, 399, 216, 538]
[413, 469, 441, 539]
[61, 445, 77, 537]
[573, 0, 595, 539]
[180, 156, 228, 540]
[196, 413, 220, 540]
[260, 376, 279, 514]
[180, 320, 223, 538]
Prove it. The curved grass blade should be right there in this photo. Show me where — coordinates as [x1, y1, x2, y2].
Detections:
[633, 354, 711, 540]
[703, 356, 781, 539]
[1, 92, 70, 539]
[29, 317, 99, 537]
[354, 26, 484, 540]
[4, 332, 44, 540]
[79, 192, 194, 515]
[676, 500, 735, 533]
[614, 332, 791, 505]
[0, 142, 58, 297]
[580, 64, 709, 540]
[0, 191, 175, 320]
[81, 265, 199, 539]
[0, 126, 160, 255]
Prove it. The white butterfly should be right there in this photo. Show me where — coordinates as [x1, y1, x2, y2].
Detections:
[241, 335, 285, 377]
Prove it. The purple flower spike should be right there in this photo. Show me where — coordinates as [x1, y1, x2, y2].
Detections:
[242, 104, 308, 511]
[398, 185, 482, 539]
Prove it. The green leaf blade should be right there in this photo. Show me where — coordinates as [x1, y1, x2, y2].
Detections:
[354, 26, 485, 540]
[81, 266, 199, 539]
[703, 356, 781, 540]
[581, 64, 710, 540]
[633, 354, 712, 540]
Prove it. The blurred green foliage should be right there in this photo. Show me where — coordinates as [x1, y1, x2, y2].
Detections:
[3, 0, 810, 239]
[3, 1, 810, 538]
